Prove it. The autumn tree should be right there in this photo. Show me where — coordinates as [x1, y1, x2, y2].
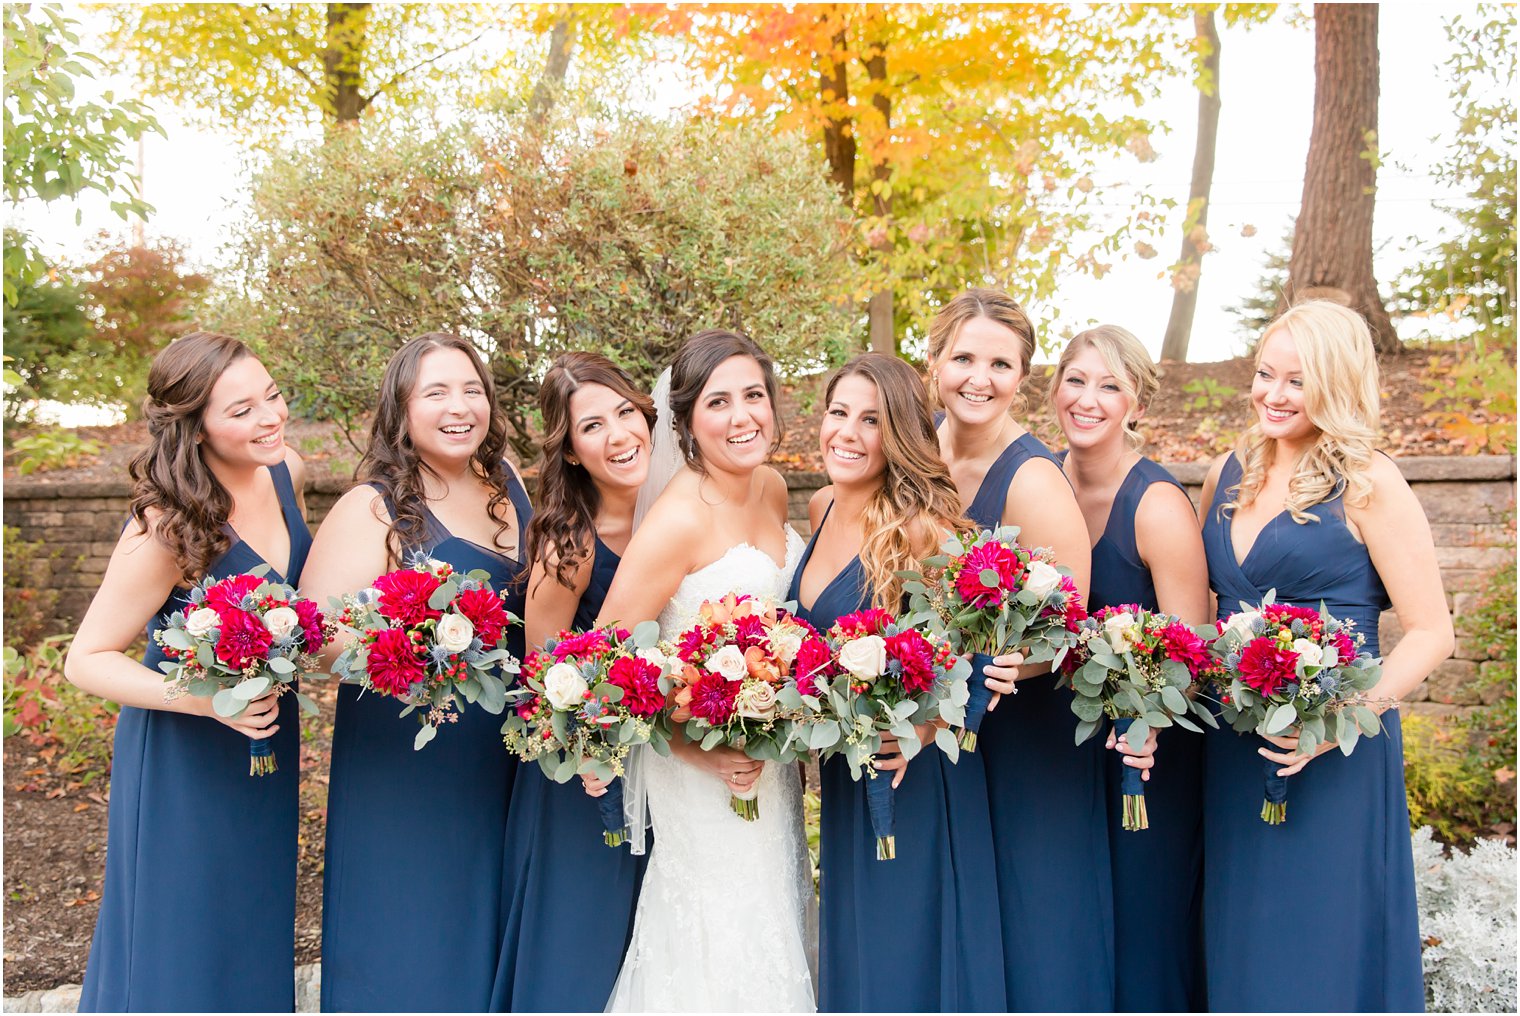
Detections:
[1283, 3, 1397, 353]
[630, 4, 1176, 353]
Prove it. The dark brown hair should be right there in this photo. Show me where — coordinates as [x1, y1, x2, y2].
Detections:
[525, 352, 656, 591]
[668, 329, 783, 470]
[128, 331, 251, 581]
[356, 333, 516, 567]
[824, 353, 971, 609]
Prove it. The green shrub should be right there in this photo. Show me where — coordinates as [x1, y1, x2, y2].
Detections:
[221, 110, 863, 460]
[9, 428, 102, 474]
[2, 526, 61, 650]
[2, 634, 118, 784]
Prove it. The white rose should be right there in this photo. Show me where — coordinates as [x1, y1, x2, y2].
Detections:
[1102, 612, 1138, 654]
[735, 681, 778, 721]
[436, 613, 475, 653]
[1291, 638, 1323, 668]
[543, 662, 589, 711]
[1225, 610, 1261, 639]
[837, 635, 887, 681]
[185, 607, 221, 639]
[769, 628, 803, 665]
[637, 647, 671, 673]
[706, 644, 749, 682]
[262, 606, 300, 640]
[1024, 560, 1063, 599]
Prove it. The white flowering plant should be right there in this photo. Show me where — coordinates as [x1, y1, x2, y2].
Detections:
[329, 557, 520, 750]
[154, 564, 332, 775]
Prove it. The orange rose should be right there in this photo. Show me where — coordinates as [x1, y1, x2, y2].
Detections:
[744, 645, 782, 685]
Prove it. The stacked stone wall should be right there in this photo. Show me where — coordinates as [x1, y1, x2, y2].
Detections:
[5, 457, 1513, 719]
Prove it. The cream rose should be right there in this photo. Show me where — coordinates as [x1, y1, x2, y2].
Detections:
[262, 606, 299, 640]
[1023, 560, 1063, 599]
[706, 644, 749, 681]
[1225, 610, 1261, 639]
[185, 607, 221, 638]
[1102, 612, 1139, 654]
[637, 646, 671, 673]
[735, 681, 778, 721]
[1291, 638, 1324, 668]
[837, 635, 887, 681]
[543, 662, 589, 710]
[769, 628, 803, 665]
[436, 613, 476, 653]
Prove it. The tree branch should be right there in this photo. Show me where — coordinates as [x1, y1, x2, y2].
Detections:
[362, 28, 490, 107]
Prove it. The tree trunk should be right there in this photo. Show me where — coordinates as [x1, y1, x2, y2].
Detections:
[323, 3, 368, 124]
[863, 36, 894, 354]
[1285, 3, 1398, 353]
[816, 9, 855, 202]
[528, 7, 577, 121]
[1160, 8, 1222, 363]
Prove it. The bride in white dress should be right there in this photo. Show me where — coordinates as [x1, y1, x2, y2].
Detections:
[593, 330, 816, 1012]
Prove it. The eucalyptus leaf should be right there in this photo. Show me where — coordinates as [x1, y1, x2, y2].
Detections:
[1266, 702, 1299, 735]
[414, 724, 437, 750]
[211, 688, 244, 717]
[232, 676, 271, 700]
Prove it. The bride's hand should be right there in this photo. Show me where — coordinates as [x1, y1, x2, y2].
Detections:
[678, 741, 762, 792]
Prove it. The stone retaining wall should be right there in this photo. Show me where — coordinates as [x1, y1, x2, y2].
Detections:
[6, 456, 1514, 718]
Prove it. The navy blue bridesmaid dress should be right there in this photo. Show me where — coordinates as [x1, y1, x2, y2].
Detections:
[320, 476, 530, 1013]
[1201, 454, 1423, 1011]
[789, 504, 1006, 1013]
[1082, 455, 1205, 1012]
[81, 460, 309, 1012]
[961, 431, 1115, 1011]
[491, 537, 647, 1012]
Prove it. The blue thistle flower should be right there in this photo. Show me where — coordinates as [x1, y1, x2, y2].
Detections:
[1226, 651, 1242, 670]
[1248, 618, 1267, 635]
[240, 593, 260, 611]
[188, 587, 206, 605]
[457, 577, 482, 592]
[1317, 670, 1342, 696]
[427, 644, 455, 668]
[1290, 619, 1308, 637]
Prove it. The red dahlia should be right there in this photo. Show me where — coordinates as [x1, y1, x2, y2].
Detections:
[214, 608, 274, 671]
[608, 656, 666, 718]
[885, 629, 936, 694]
[373, 568, 444, 626]
[455, 587, 510, 646]
[953, 541, 1026, 609]
[367, 626, 426, 696]
[1237, 638, 1299, 697]
[687, 671, 738, 724]
[205, 574, 264, 612]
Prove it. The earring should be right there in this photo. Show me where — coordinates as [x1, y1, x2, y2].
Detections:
[567, 457, 580, 466]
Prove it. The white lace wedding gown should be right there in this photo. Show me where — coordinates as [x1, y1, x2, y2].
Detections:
[605, 530, 817, 1013]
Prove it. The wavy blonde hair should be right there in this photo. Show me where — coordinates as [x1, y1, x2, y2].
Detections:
[1047, 324, 1158, 451]
[926, 287, 1036, 416]
[825, 354, 971, 611]
[1223, 300, 1380, 523]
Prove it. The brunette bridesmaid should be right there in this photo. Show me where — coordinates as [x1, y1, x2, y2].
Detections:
[66, 333, 308, 1011]
[789, 353, 1006, 1012]
[927, 288, 1112, 1011]
[302, 334, 531, 1012]
[1198, 301, 1449, 1011]
[491, 352, 653, 1011]
[1049, 326, 1209, 1011]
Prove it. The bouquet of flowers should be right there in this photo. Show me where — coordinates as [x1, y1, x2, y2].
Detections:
[667, 593, 821, 820]
[1062, 604, 1220, 830]
[905, 525, 1085, 750]
[804, 607, 970, 859]
[331, 557, 521, 750]
[154, 565, 331, 775]
[501, 622, 675, 847]
[1210, 592, 1384, 824]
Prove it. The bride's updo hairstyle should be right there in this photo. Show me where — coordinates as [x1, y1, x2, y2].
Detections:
[826, 353, 971, 611]
[128, 331, 251, 582]
[667, 328, 784, 470]
[357, 332, 516, 567]
[526, 351, 656, 591]
[1223, 300, 1380, 524]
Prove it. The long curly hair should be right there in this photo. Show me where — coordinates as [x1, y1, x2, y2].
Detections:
[128, 331, 252, 582]
[667, 329, 784, 471]
[525, 352, 656, 592]
[825, 354, 971, 611]
[1223, 300, 1380, 523]
[356, 333, 517, 567]
[1047, 324, 1159, 451]
[926, 287, 1037, 416]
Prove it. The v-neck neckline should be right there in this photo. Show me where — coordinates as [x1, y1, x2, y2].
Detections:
[796, 502, 860, 615]
[225, 465, 294, 583]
